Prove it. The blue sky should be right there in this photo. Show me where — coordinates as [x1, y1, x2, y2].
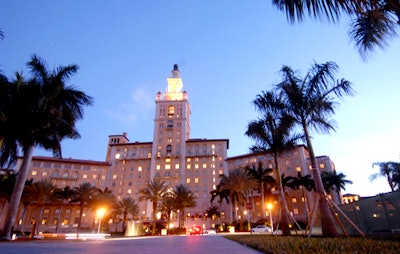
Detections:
[1, 1, 399, 196]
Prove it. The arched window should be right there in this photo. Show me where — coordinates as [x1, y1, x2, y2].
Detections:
[168, 105, 175, 116]
[166, 145, 172, 155]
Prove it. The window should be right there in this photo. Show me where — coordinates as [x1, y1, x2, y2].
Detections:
[42, 171, 48, 177]
[138, 166, 142, 171]
[166, 145, 172, 154]
[165, 164, 171, 170]
[167, 120, 173, 128]
[202, 163, 207, 168]
[195, 178, 199, 183]
[319, 163, 325, 169]
[168, 105, 174, 116]
[156, 165, 161, 170]
[83, 174, 88, 179]
[296, 166, 301, 172]
[186, 178, 191, 184]
[32, 171, 37, 176]
[175, 163, 180, 169]
[291, 197, 297, 203]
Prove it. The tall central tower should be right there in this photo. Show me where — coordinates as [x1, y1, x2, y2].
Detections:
[150, 64, 191, 186]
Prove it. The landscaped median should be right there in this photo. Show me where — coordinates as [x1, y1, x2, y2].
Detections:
[224, 235, 400, 254]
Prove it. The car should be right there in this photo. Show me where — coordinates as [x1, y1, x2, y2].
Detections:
[204, 228, 217, 234]
[188, 225, 203, 235]
[250, 225, 272, 233]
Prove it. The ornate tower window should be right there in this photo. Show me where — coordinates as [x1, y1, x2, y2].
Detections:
[166, 145, 172, 155]
[168, 105, 175, 117]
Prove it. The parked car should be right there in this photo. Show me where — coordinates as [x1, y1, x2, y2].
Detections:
[250, 225, 272, 233]
[204, 228, 217, 234]
[187, 225, 203, 235]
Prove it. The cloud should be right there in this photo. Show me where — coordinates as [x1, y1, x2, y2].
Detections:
[105, 86, 155, 128]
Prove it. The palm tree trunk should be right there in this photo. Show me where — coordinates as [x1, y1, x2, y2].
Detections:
[274, 156, 291, 236]
[55, 202, 63, 233]
[0, 145, 34, 240]
[304, 125, 339, 237]
[261, 182, 266, 219]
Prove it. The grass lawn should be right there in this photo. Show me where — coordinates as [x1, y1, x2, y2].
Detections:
[224, 234, 400, 254]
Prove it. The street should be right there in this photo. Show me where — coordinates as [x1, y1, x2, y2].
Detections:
[0, 234, 262, 254]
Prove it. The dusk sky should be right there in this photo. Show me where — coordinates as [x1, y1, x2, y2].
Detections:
[1, 1, 399, 197]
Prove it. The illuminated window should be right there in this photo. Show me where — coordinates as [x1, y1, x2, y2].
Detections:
[202, 163, 207, 168]
[293, 208, 299, 215]
[92, 174, 97, 179]
[83, 174, 88, 179]
[195, 164, 199, 169]
[211, 163, 215, 168]
[42, 171, 48, 177]
[195, 178, 199, 183]
[113, 174, 117, 179]
[219, 169, 223, 175]
[212, 170, 216, 175]
[187, 158, 191, 162]
[291, 197, 297, 203]
[138, 166, 142, 171]
[32, 171, 37, 176]
[186, 178, 191, 184]
[168, 105, 174, 115]
[156, 165, 161, 170]
[166, 158, 171, 163]
[319, 163, 325, 169]
[296, 166, 301, 172]
[147, 153, 151, 158]
[115, 153, 120, 159]
[165, 164, 171, 170]
[127, 189, 132, 194]
[187, 164, 191, 169]
[175, 163, 180, 169]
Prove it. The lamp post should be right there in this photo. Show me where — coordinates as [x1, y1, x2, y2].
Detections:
[267, 203, 273, 234]
[96, 208, 106, 239]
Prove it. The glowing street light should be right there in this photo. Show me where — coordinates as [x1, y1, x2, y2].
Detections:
[96, 208, 106, 238]
[267, 203, 273, 234]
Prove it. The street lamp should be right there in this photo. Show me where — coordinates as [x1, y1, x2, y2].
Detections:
[96, 208, 106, 239]
[267, 203, 273, 234]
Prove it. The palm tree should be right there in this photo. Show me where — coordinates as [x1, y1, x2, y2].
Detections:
[139, 179, 169, 235]
[112, 197, 139, 233]
[160, 191, 176, 229]
[276, 62, 353, 236]
[25, 179, 56, 235]
[172, 184, 197, 229]
[321, 171, 353, 196]
[71, 183, 100, 232]
[245, 90, 302, 235]
[53, 186, 75, 232]
[219, 168, 257, 231]
[0, 56, 93, 240]
[272, 0, 400, 59]
[245, 161, 275, 219]
[371, 161, 400, 192]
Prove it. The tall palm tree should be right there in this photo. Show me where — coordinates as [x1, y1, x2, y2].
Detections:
[276, 62, 353, 236]
[53, 186, 75, 232]
[138, 179, 169, 235]
[371, 161, 400, 192]
[112, 197, 139, 233]
[246, 90, 302, 235]
[71, 183, 100, 232]
[245, 161, 275, 219]
[25, 179, 56, 235]
[0, 55, 93, 240]
[272, 0, 400, 59]
[172, 184, 197, 229]
[219, 168, 257, 231]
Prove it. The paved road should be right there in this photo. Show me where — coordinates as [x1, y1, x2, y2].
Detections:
[0, 235, 263, 254]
